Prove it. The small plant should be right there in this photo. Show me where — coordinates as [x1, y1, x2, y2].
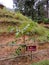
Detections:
[16, 47, 21, 55]
[7, 26, 16, 32]
[15, 45, 26, 55]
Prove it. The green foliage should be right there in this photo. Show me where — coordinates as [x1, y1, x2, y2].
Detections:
[15, 12, 49, 43]
[13, 0, 35, 19]
[36, 36, 48, 42]
[15, 47, 21, 55]
[7, 26, 16, 32]
[31, 60, 49, 65]
[13, 0, 48, 21]
[0, 8, 49, 43]
[0, 24, 16, 33]
[43, 18, 49, 24]
[15, 45, 26, 55]
[34, 17, 49, 24]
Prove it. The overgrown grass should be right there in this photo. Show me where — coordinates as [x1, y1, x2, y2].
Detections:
[0, 8, 49, 43]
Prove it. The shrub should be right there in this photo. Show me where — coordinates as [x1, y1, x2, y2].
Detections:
[43, 18, 49, 24]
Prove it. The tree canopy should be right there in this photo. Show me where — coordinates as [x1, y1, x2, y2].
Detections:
[13, 0, 49, 21]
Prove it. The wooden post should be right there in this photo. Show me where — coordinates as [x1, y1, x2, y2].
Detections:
[23, 35, 25, 43]
[31, 51, 32, 61]
[22, 35, 26, 54]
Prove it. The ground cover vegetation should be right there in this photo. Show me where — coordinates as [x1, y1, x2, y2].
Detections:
[31, 60, 49, 65]
[0, 8, 49, 56]
[0, 1, 49, 64]
[0, 8, 49, 43]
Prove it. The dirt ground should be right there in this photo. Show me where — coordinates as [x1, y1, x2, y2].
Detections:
[0, 33, 31, 58]
[0, 49, 49, 65]
[0, 33, 15, 44]
[0, 33, 49, 65]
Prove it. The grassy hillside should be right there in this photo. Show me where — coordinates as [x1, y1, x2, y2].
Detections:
[0, 8, 30, 23]
[0, 8, 49, 42]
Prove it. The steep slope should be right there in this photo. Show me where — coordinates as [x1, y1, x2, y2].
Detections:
[0, 8, 49, 43]
[0, 8, 49, 62]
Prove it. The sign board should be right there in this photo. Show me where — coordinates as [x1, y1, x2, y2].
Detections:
[26, 46, 36, 51]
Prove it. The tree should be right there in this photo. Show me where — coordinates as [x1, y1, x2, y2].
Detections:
[34, 0, 49, 22]
[13, 0, 36, 19]
[36, 1, 46, 22]
[13, 0, 25, 11]
[46, 0, 49, 18]
[13, 0, 49, 21]
[24, 0, 35, 19]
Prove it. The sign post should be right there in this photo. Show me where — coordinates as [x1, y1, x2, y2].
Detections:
[26, 46, 36, 61]
[31, 51, 32, 61]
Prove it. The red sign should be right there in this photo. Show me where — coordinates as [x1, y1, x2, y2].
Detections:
[26, 46, 36, 51]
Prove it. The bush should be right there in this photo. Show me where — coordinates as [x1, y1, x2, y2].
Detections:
[34, 17, 49, 24]
[43, 18, 49, 24]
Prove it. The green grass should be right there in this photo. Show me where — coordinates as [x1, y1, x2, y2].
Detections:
[0, 23, 16, 33]
[0, 8, 49, 43]
[31, 60, 49, 65]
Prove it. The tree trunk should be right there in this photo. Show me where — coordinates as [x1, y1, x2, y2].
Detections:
[47, 0, 49, 18]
